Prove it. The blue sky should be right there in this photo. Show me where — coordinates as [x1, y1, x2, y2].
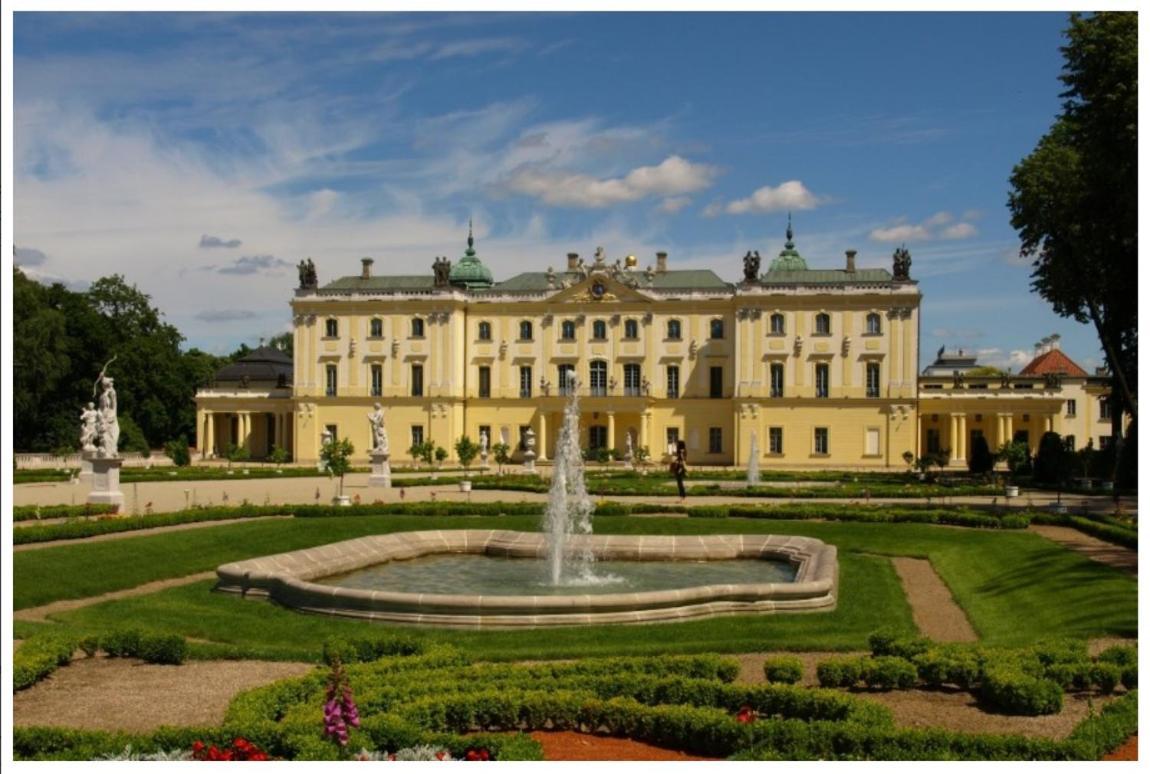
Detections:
[12, 11, 1101, 370]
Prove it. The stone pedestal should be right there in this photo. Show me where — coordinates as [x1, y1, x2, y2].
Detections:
[369, 450, 392, 488]
[78, 453, 95, 481]
[522, 428, 537, 474]
[88, 456, 124, 511]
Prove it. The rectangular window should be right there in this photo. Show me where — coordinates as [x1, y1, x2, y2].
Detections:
[370, 363, 383, 397]
[769, 362, 784, 398]
[709, 366, 723, 398]
[1100, 398, 1112, 420]
[1066, 399, 1077, 417]
[666, 365, 680, 399]
[558, 364, 576, 396]
[519, 366, 533, 398]
[478, 366, 491, 398]
[815, 363, 829, 398]
[411, 364, 423, 397]
[325, 364, 337, 397]
[589, 425, 608, 450]
[665, 427, 680, 455]
[864, 427, 880, 456]
[624, 363, 642, 396]
[768, 426, 783, 454]
[926, 428, 941, 454]
[708, 427, 722, 454]
[866, 361, 881, 398]
[411, 425, 424, 449]
[325, 319, 338, 338]
[589, 361, 608, 396]
[814, 427, 829, 455]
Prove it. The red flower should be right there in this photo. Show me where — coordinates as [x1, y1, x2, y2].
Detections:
[736, 705, 757, 724]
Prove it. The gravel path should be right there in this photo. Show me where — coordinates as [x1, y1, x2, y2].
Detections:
[1029, 525, 1137, 576]
[13, 656, 314, 732]
[890, 557, 979, 642]
[13, 572, 217, 622]
[14, 516, 292, 552]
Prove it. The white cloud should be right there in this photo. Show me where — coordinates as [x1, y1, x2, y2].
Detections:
[869, 213, 978, 243]
[941, 222, 977, 240]
[199, 234, 242, 249]
[14, 246, 48, 265]
[870, 224, 931, 242]
[723, 180, 822, 215]
[505, 155, 717, 208]
[658, 196, 692, 213]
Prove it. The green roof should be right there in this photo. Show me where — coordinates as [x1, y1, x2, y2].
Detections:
[448, 225, 494, 289]
[768, 216, 808, 272]
[318, 276, 436, 293]
[759, 269, 894, 285]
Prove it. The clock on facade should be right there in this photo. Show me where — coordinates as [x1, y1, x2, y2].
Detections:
[591, 280, 606, 299]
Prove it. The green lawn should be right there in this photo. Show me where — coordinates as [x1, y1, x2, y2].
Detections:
[14, 514, 1136, 656]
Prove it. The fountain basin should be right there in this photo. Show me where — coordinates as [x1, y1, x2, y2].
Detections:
[215, 530, 838, 628]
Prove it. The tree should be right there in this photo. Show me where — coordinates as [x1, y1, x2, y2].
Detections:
[997, 441, 1030, 484]
[967, 435, 996, 478]
[164, 436, 192, 467]
[409, 440, 435, 467]
[1007, 12, 1137, 490]
[454, 436, 480, 472]
[492, 442, 511, 474]
[267, 332, 294, 358]
[1033, 431, 1074, 486]
[434, 446, 449, 467]
[321, 436, 355, 500]
[269, 444, 291, 468]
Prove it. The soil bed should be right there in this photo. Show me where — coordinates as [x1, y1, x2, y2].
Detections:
[529, 731, 717, 761]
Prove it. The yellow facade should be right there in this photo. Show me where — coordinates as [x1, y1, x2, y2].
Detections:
[261, 239, 922, 468]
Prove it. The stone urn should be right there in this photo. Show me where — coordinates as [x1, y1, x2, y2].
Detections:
[1005, 484, 1020, 498]
[458, 480, 473, 493]
[332, 495, 351, 507]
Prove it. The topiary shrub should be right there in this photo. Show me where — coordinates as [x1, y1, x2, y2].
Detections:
[1120, 666, 1137, 690]
[100, 629, 143, 658]
[979, 667, 1063, 715]
[762, 656, 803, 685]
[136, 634, 188, 665]
[861, 656, 918, 691]
[1096, 645, 1137, 667]
[1089, 663, 1122, 694]
[816, 657, 864, 689]
[1046, 662, 1092, 692]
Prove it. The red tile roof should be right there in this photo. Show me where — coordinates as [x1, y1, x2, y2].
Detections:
[1019, 349, 1088, 377]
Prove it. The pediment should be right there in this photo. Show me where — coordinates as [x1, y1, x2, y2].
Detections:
[548, 272, 653, 304]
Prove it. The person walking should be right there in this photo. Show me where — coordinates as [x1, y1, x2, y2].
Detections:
[672, 440, 688, 501]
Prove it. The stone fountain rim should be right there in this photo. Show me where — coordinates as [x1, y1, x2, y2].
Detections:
[215, 530, 838, 628]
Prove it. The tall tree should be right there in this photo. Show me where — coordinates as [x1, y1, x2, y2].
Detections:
[1008, 11, 1137, 441]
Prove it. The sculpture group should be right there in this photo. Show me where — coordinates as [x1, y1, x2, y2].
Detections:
[80, 360, 120, 459]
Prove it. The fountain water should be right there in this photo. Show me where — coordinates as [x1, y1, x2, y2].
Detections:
[747, 431, 761, 486]
[543, 382, 600, 585]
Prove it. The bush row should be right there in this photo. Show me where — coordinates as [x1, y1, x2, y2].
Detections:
[687, 503, 1031, 530]
[1029, 512, 1137, 549]
[13, 503, 120, 522]
[13, 632, 79, 691]
[13, 629, 192, 692]
[94, 629, 189, 665]
[763, 656, 804, 684]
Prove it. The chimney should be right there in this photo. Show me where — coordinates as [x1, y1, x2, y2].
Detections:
[567, 252, 579, 271]
[845, 249, 857, 273]
[1050, 333, 1061, 350]
[656, 251, 668, 274]
[361, 257, 374, 279]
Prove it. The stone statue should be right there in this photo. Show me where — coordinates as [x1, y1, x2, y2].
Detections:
[93, 359, 120, 458]
[742, 250, 761, 283]
[479, 430, 489, 465]
[297, 259, 308, 287]
[367, 403, 388, 454]
[321, 426, 334, 449]
[298, 258, 319, 289]
[593, 246, 606, 266]
[625, 431, 634, 458]
[892, 246, 912, 281]
[80, 402, 99, 453]
[432, 256, 452, 287]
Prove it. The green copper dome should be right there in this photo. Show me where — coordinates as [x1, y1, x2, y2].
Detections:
[768, 215, 808, 272]
[449, 221, 494, 289]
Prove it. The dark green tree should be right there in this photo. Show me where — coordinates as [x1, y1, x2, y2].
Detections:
[1007, 12, 1137, 490]
[967, 434, 995, 478]
[1033, 431, 1074, 486]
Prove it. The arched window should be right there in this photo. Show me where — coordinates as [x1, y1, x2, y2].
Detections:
[769, 313, 785, 335]
[624, 319, 639, 339]
[814, 313, 831, 335]
[590, 320, 606, 340]
[369, 318, 383, 338]
[411, 318, 424, 337]
[710, 319, 725, 339]
[667, 319, 682, 340]
[561, 320, 577, 340]
[478, 321, 492, 341]
[866, 313, 882, 335]
[325, 318, 339, 338]
[519, 320, 533, 340]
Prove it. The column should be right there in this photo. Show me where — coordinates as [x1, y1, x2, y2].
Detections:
[1044, 413, 1054, 434]
[949, 414, 959, 463]
[203, 411, 215, 459]
[955, 413, 967, 462]
[239, 411, 251, 454]
[1003, 413, 1014, 445]
[607, 412, 616, 453]
[537, 413, 548, 462]
[996, 414, 1005, 449]
[640, 411, 651, 455]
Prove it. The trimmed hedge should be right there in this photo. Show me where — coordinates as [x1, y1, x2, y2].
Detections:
[763, 656, 804, 684]
[14, 504, 120, 522]
[1029, 513, 1137, 549]
[687, 503, 1032, 531]
[13, 632, 79, 691]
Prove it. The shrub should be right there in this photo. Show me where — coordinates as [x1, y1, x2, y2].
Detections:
[14, 632, 78, 690]
[1046, 662, 1092, 692]
[100, 629, 142, 658]
[869, 632, 930, 660]
[164, 437, 191, 467]
[913, 647, 981, 690]
[322, 636, 425, 665]
[861, 656, 918, 691]
[816, 657, 864, 689]
[1089, 663, 1122, 694]
[967, 434, 995, 477]
[136, 634, 188, 665]
[763, 656, 803, 685]
[1096, 645, 1137, 667]
[1120, 666, 1137, 690]
[979, 667, 1063, 715]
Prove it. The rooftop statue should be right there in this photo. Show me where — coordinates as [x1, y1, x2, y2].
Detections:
[742, 250, 761, 283]
[297, 258, 319, 289]
[892, 245, 912, 281]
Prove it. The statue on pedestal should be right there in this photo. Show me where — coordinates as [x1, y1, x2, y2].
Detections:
[367, 403, 388, 454]
[93, 359, 120, 458]
[479, 429, 489, 466]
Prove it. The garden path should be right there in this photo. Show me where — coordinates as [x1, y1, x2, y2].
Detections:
[1028, 525, 1137, 576]
[13, 515, 292, 552]
[890, 557, 979, 642]
[14, 571, 217, 622]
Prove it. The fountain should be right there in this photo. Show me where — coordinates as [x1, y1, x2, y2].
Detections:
[747, 431, 761, 487]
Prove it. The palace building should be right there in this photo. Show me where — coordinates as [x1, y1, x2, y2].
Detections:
[194, 221, 1111, 469]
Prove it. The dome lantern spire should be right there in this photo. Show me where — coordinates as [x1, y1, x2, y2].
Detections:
[767, 214, 808, 272]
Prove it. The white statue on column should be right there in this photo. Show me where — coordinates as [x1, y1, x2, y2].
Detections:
[367, 403, 388, 454]
[94, 360, 120, 458]
[479, 429, 489, 467]
[624, 430, 635, 469]
[80, 402, 99, 453]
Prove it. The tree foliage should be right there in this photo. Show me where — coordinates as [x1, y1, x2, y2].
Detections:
[1033, 432, 1074, 486]
[1008, 12, 1137, 428]
[967, 435, 996, 477]
[13, 268, 233, 452]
